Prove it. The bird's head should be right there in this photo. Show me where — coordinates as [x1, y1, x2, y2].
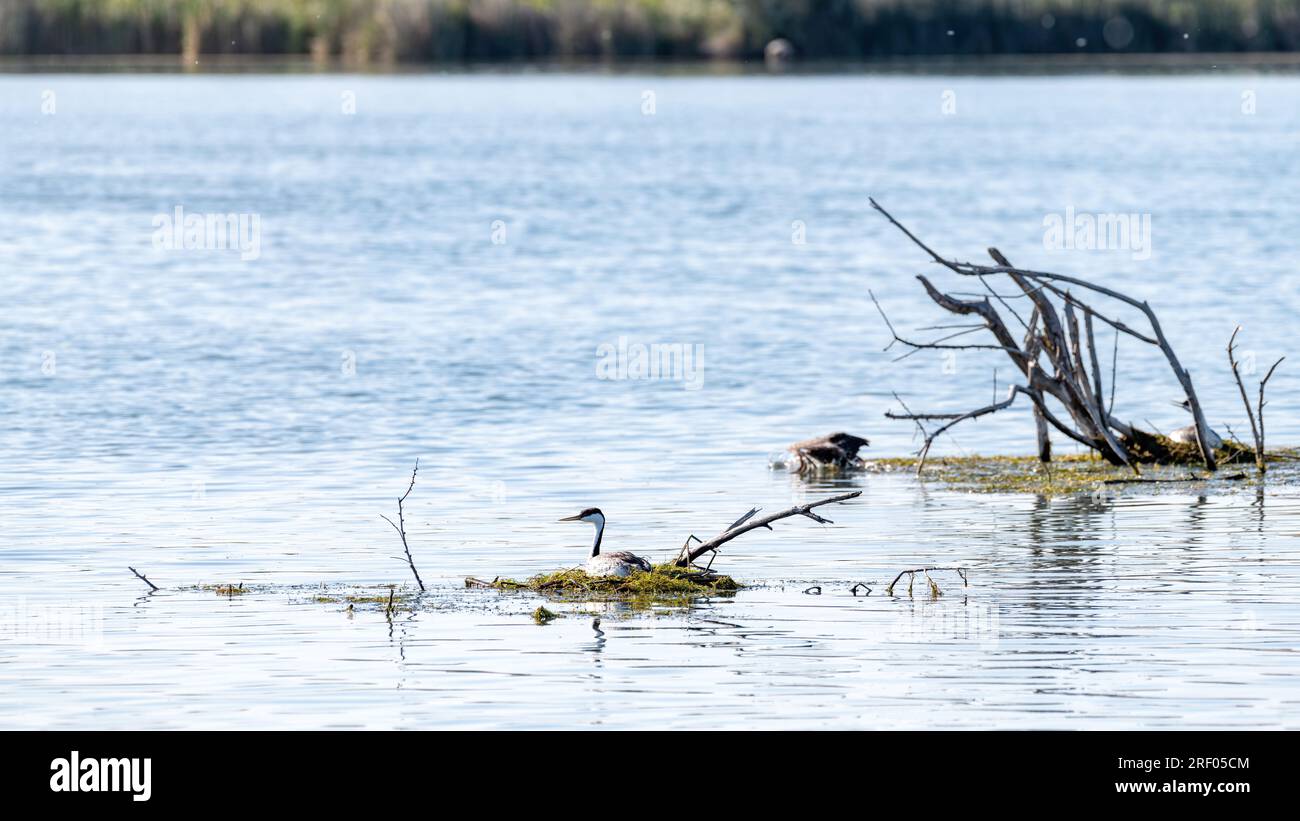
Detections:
[559, 507, 604, 528]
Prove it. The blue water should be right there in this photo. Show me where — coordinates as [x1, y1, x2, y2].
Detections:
[1, 72, 1298, 729]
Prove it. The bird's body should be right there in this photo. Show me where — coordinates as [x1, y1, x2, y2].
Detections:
[1169, 399, 1224, 449]
[586, 551, 652, 577]
[558, 508, 652, 577]
[1169, 424, 1223, 449]
[787, 431, 870, 471]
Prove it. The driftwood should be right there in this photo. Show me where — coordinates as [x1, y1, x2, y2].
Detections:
[380, 459, 426, 592]
[1227, 326, 1284, 472]
[673, 491, 862, 567]
[870, 199, 1219, 472]
[885, 566, 967, 597]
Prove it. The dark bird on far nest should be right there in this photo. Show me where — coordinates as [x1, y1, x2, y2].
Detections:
[786, 432, 871, 471]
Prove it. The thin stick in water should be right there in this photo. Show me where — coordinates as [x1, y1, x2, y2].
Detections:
[128, 566, 159, 591]
[381, 459, 426, 592]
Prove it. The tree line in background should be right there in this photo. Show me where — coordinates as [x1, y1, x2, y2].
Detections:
[2, 0, 1298, 62]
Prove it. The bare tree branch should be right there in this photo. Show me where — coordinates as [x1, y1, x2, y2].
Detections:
[870, 198, 1219, 470]
[1260, 356, 1285, 463]
[128, 566, 159, 591]
[885, 566, 968, 597]
[674, 492, 861, 566]
[1229, 326, 1285, 473]
[869, 289, 1016, 361]
[381, 459, 425, 592]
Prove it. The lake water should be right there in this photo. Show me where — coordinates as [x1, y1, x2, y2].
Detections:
[1, 71, 1299, 729]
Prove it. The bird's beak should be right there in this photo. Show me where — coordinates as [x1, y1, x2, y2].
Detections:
[558, 514, 582, 522]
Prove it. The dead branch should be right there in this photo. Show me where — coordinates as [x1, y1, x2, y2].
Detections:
[1103, 473, 1246, 485]
[885, 566, 968, 597]
[870, 289, 1016, 362]
[673, 491, 862, 566]
[1228, 326, 1263, 469]
[128, 566, 159, 591]
[1108, 329, 1119, 415]
[870, 198, 1217, 470]
[1259, 356, 1284, 462]
[1228, 326, 1285, 472]
[902, 384, 1027, 474]
[381, 458, 425, 592]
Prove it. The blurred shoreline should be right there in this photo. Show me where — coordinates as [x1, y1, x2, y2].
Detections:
[5, 51, 1300, 76]
[3, 1, 1299, 68]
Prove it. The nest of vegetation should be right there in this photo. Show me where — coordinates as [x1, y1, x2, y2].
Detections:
[469, 564, 741, 598]
[311, 588, 414, 608]
[1120, 431, 1255, 466]
[867, 446, 1299, 494]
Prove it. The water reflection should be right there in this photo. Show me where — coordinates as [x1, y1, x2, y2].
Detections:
[587, 617, 606, 656]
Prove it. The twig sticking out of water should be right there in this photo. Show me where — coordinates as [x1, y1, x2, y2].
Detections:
[885, 567, 967, 597]
[381, 459, 425, 593]
[128, 566, 159, 591]
[672, 491, 862, 567]
[1227, 326, 1285, 473]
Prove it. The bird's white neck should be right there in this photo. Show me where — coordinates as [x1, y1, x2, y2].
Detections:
[587, 513, 605, 557]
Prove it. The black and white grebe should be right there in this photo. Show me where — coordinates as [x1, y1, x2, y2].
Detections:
[1169, 399, 1223, 449]
[558, 508, 652, 577]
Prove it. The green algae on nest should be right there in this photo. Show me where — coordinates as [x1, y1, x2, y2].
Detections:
[466, 565, 741, 617]
[1119, 430, 1257, 466]
[866, 448, 1300, 495]
[199, 583, 249, 596]
[469, 563, 741, 598]
[310, 587, 417, 610]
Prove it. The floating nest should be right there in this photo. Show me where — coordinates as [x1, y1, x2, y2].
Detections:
[310, 587, 415, 609]
[1118, 430, 1255, 466]
[189, 582, 253, 596]
[867, 448, 1298, 494]
[467, 563, 741, 599]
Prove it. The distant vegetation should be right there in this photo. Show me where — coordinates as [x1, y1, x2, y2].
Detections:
[2, 1, 1298, 63]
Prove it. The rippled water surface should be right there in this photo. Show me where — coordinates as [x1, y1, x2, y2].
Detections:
[1, 72, 1298, 729]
